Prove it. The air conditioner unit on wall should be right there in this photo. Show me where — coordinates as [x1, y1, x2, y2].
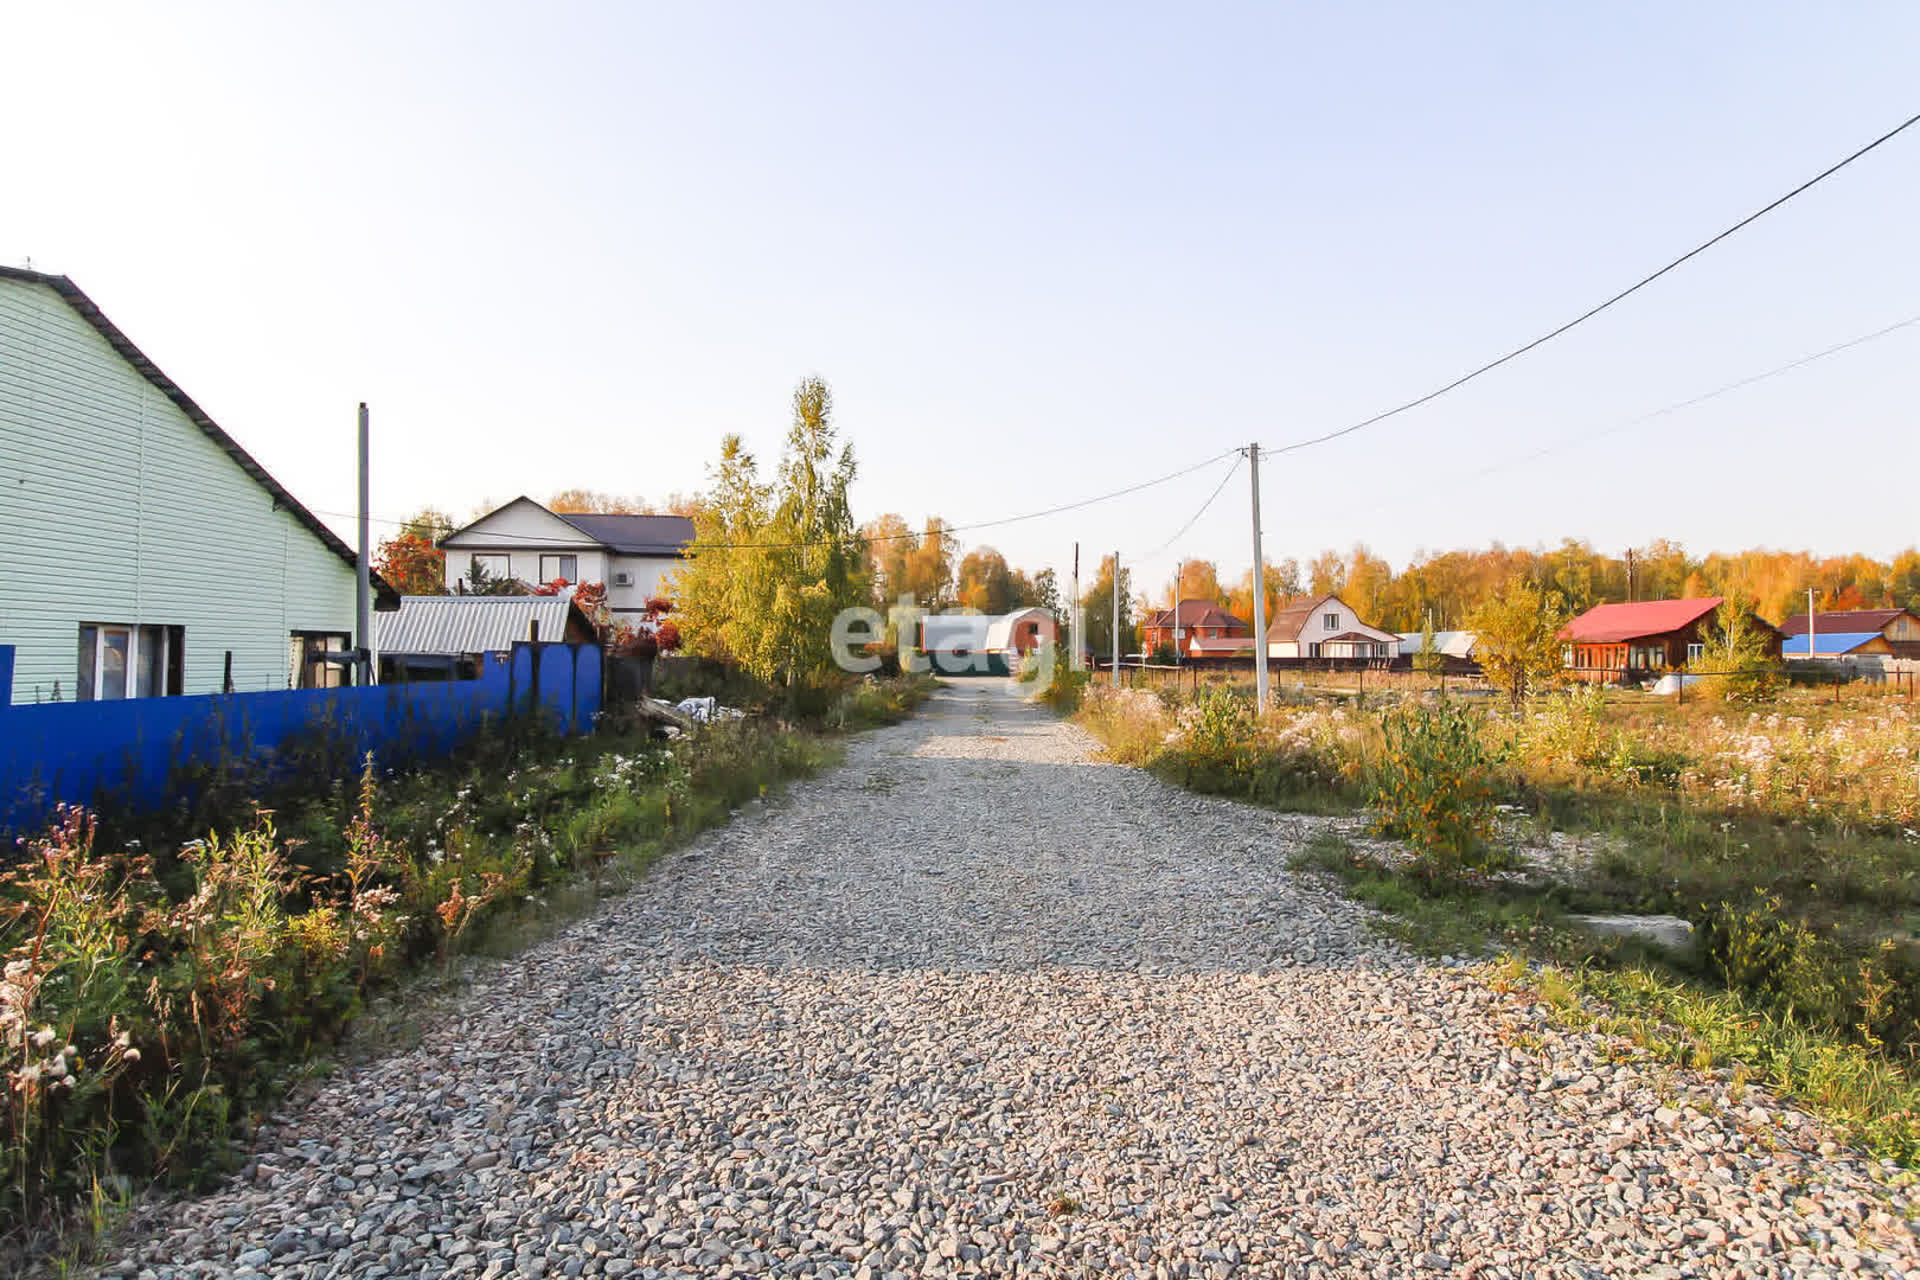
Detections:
[613, 571, 634, 587]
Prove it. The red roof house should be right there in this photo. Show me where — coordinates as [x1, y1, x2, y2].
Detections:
[1559, 597, 1783, 682]
[1142, 599, 1249, 655]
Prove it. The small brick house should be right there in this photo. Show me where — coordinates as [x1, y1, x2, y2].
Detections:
[1141, 600, 1249, 655]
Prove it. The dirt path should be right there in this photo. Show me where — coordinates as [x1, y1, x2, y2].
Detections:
[116, 680, 1919, 1279]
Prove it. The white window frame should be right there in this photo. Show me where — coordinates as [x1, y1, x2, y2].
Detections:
[539, 553, 579, 583]
[1686, 642, 1705, 664]
[470, 553, 511, 580]
[79, 622, 177, 700]
[1324, 612, 1340, 631]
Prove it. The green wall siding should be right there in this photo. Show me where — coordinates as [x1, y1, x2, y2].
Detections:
[0, 278, 359, 703]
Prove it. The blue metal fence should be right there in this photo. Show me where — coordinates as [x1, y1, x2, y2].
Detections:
[0, 641, 601, 835]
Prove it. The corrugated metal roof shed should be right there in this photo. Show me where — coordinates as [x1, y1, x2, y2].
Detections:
[376, 596, 589, 656]
[1783, 631, 1883, 657]
[922, 613, 993, 652]
[1397, 630, 1477, 658]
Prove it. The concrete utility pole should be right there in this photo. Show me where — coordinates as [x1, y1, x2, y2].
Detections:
[1248, 444, 1269, 709]
[1807, 587, 1817, 662]
[1071, 543, 1081, 670]
[1171, 560, 1181, 668]
[355, 402, 372, 687]
[1112, 551, 1121, 685]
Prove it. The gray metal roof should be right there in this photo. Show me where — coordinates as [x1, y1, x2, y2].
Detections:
[375, 596, 588, 656]
[556, 512, 695, 556]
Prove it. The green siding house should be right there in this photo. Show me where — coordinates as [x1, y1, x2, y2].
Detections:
[0, 268, 392, 705]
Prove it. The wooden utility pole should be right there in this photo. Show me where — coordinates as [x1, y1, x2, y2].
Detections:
[1112, 551, 1121, 685]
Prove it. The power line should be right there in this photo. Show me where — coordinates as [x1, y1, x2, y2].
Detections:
[1262, 108, 1920, 458]
[1324, 310, 1920, 525]
[1126, 451, 1243, 565]
[322, 447, 1242, 554]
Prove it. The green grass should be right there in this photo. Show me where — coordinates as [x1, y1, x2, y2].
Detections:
[0, 670, 925, 1266]
[1294, 832, 1920, 1165]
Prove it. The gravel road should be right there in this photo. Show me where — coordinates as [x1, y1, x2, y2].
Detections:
[114, 679, 1920, 1279]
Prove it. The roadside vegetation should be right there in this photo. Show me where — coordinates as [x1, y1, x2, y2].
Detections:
[1063, 672, 1920, 1162]
[0, 668, 935, 1264]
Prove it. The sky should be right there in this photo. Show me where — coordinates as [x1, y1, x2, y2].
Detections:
[6, 2, 1918, 592]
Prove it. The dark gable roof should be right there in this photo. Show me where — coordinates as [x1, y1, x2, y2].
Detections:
[556, 512, 695, 557]
[1264, 593, 1339, 642]
[1144, 599, 1248, 631]
[0, 266, 396, 606]
[1778, 608, 1912, 636]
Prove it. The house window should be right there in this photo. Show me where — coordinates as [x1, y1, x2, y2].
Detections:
[539, 554, 578, 584]
[291, 631, 354, 689]
[77, 624, 183, 700]
[1686, 642, 1705, 664]
[1324, 613, 1339, 630]
[468, 553, 510, 583]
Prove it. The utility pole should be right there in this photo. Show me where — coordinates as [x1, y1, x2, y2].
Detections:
[1071, 543, 1081, 671]
[1248, 444, 1269, 708]
[1807, 587, 1816, 663]
[355, 402, 372, 687]
[1111, 551, 1121, 685]
[1171, 560, 1181, 668]
[1625, 548, 1637, 603]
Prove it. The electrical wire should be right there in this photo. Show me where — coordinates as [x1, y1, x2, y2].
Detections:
[313, 447, 1242, 553]
[1261, 109, 1920, 459]
[1125, 451, 1244, 566]
[1302, 309, 1920, 526]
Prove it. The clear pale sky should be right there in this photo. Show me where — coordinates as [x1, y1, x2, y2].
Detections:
[7, 3, 1917, 589]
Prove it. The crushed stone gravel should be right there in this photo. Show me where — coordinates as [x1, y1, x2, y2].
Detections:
[111, 679, 1920, 1279]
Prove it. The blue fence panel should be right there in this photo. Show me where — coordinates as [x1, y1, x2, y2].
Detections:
[0, 641, 602, 837]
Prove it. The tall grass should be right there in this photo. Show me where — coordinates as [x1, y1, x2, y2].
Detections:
[0, 671, 932, 1259]
[1075, 677, 1920, 1162]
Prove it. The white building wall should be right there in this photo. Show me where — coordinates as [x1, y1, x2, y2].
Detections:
[0, 276, 359, 703]
[607, 555, 682, 611]
[440, 501, 605, 591]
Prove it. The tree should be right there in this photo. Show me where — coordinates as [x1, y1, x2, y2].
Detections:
[548, 489, 651, 514]
[862, 513, 914, 604]
[957, 547, 1015, 614]
[1308, 549, 1346, 597]
[1029, 567, 1061, 617]
[1468, 577, 1568, 709]
[375, 532, 444, 595]
[400, 507, 456, 543]
[1689, 594, 1782, 704]
[901, 518, 958, 610]
[671, 377, 866, 691]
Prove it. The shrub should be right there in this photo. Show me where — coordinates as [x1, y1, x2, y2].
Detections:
[1370, 700, 1501, 878]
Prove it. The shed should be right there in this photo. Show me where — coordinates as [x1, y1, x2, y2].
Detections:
[1396, 630, 1477, 659]
[1782, 632, 1892, 658]
[376, 596, 597, 681]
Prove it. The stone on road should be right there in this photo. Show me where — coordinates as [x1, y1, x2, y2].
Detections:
[115, 679, 1919, 1279]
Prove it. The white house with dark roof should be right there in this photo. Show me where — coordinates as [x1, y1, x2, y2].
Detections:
[438, 497, 694, 617]
[0, 267, 395, 704]
[1265, 594, 1399, 659]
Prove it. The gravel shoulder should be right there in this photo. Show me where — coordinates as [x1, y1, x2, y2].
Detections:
[114, 679, 1920, 1279]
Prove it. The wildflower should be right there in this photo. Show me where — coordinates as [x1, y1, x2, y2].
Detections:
[30, 1027, 55, 1050]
